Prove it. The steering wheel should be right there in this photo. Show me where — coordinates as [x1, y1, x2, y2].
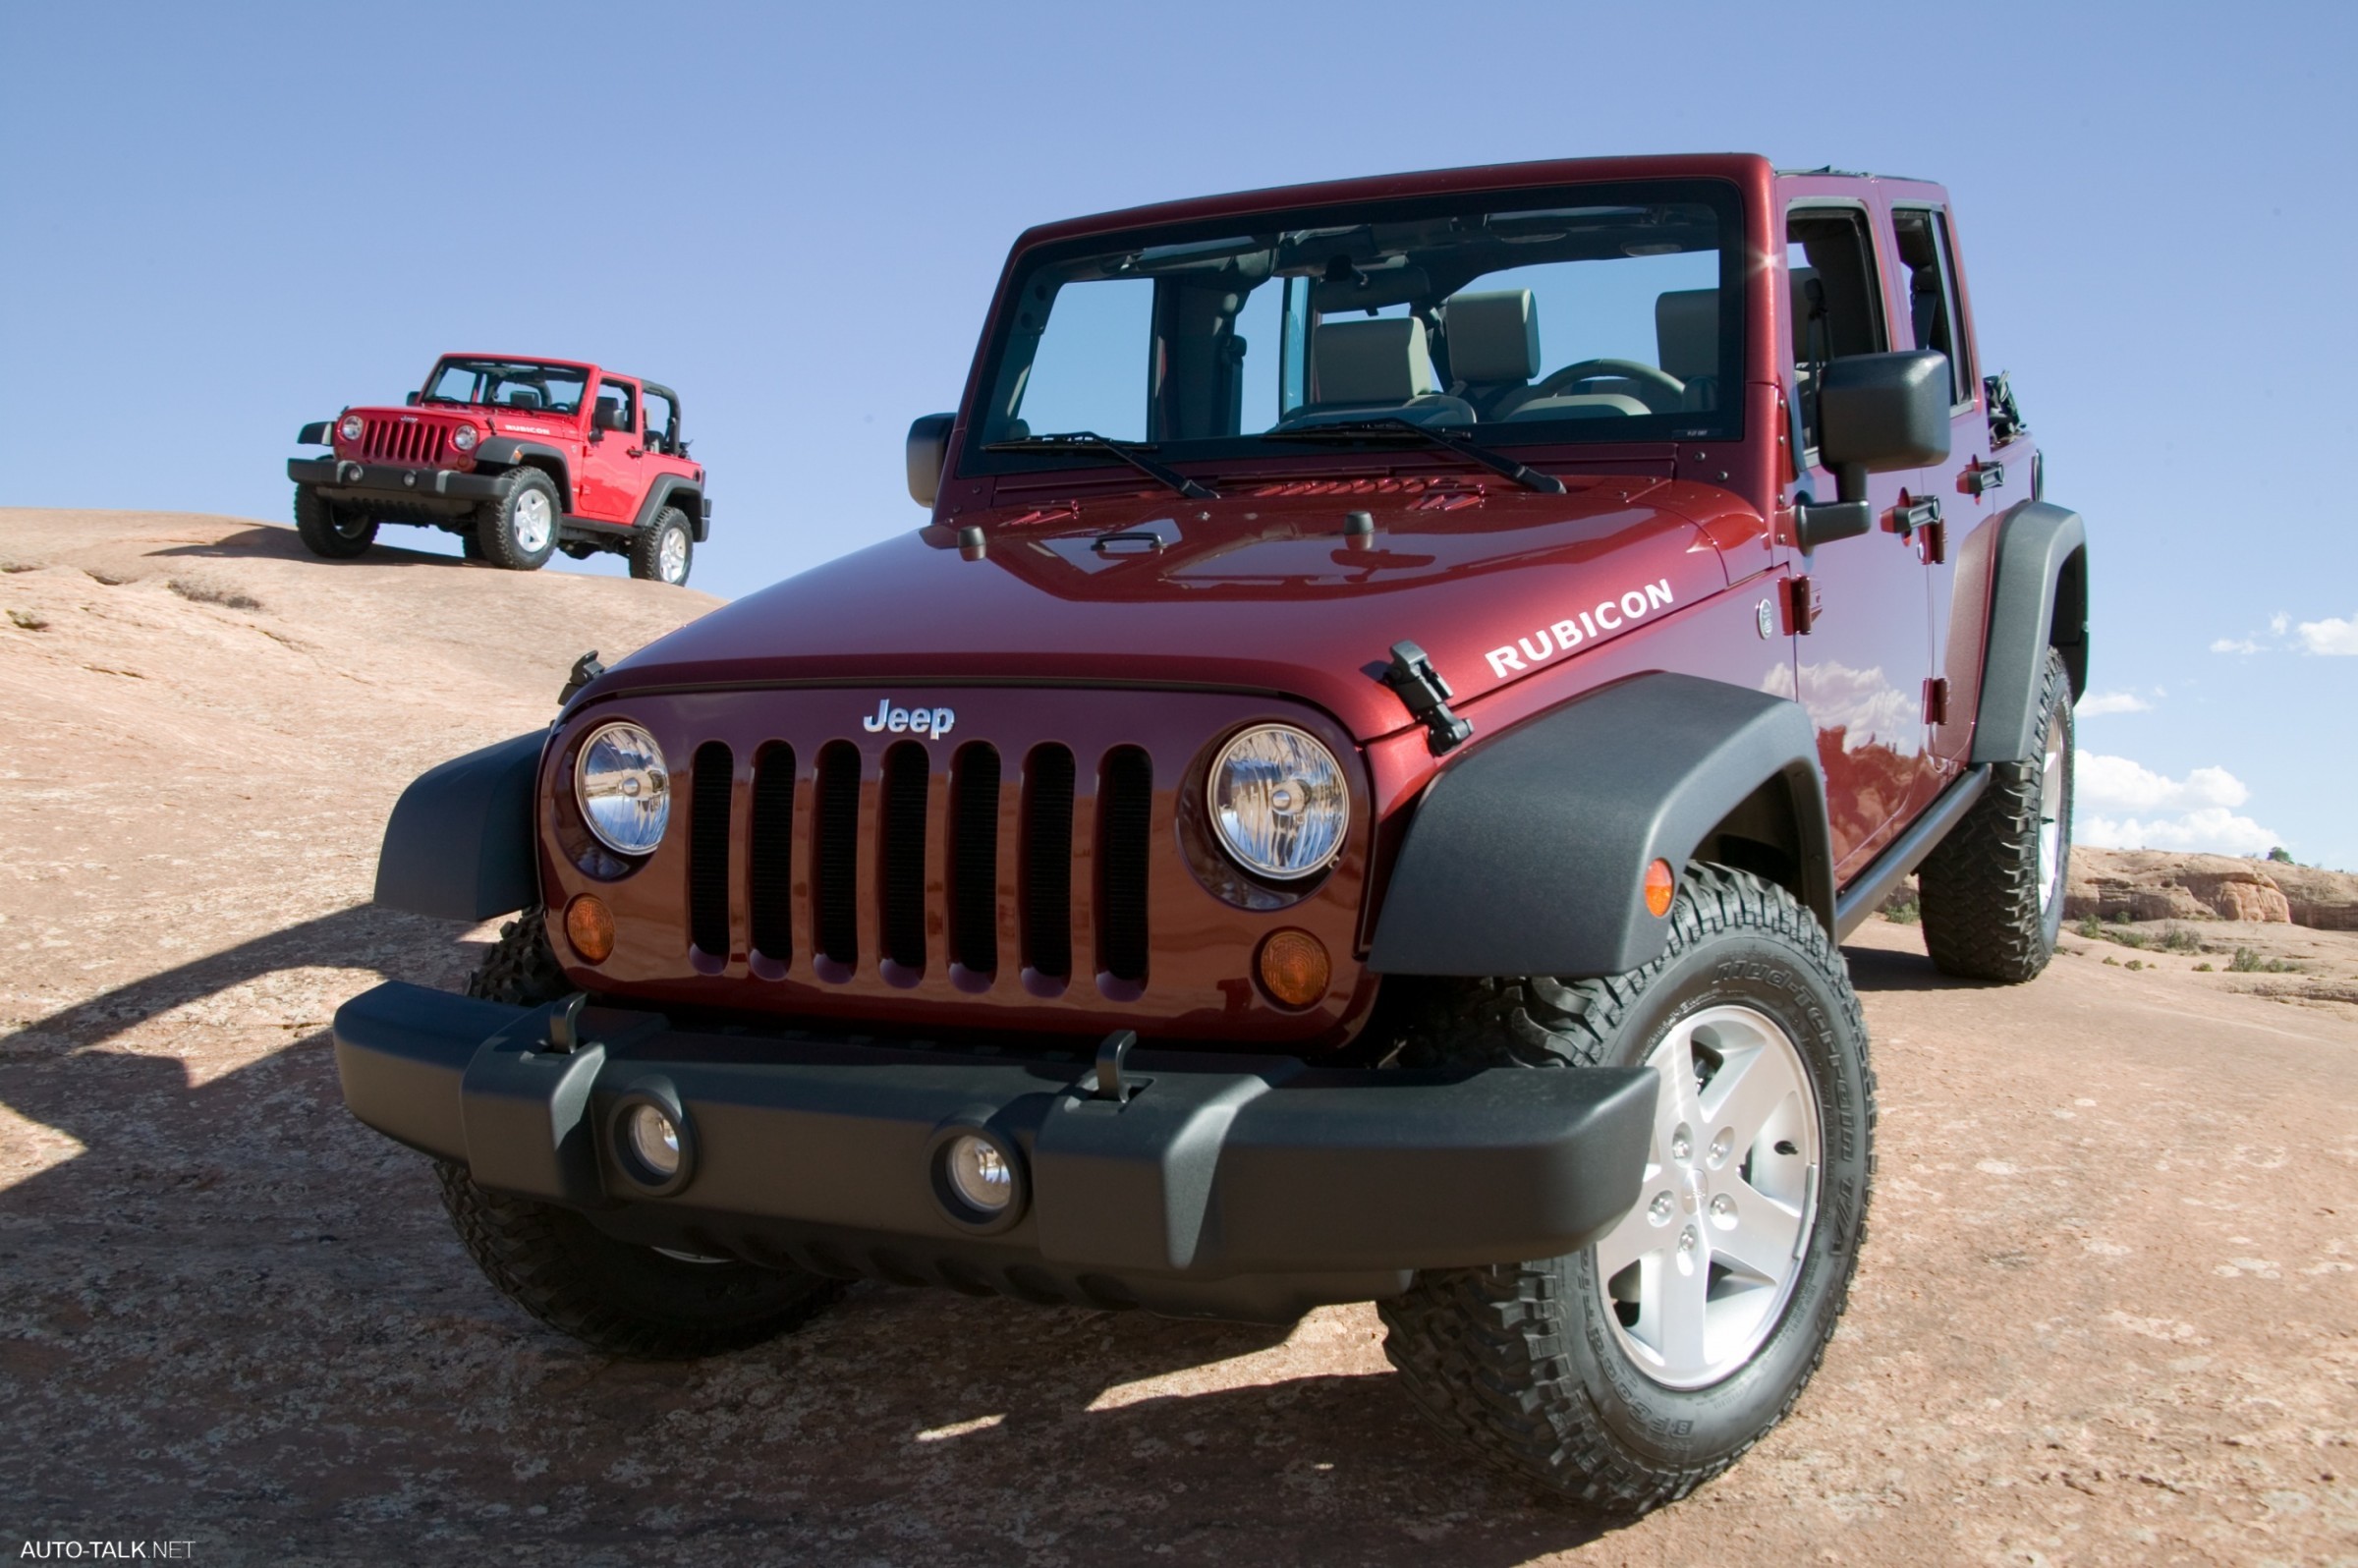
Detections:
[1528, 358, 1686, 413]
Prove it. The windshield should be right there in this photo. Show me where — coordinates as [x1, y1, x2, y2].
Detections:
[969, 179, 1743, 479]
[421, 359, 590, 416]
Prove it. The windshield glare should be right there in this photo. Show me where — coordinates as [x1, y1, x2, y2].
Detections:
[975, 183, 1741, 474]
[422, 360, 589, 416]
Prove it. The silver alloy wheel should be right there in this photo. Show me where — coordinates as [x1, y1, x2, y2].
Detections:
[2038, 738, 2065, 910]
[658, 525, 689, 583]
[513, 488, 553, 553]
[1592, 1004, 1822, 1389]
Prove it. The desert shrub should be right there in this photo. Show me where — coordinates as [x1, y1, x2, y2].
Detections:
[2194, 962, 2215, 972]
[2075, 915, 2106, 939]
[2161, 926, 2204, 953]
[2228, 947, 2299, 975]
[1880, 886, 1921, 924]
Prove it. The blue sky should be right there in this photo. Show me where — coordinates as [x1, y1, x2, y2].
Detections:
[3, 0, 2352, 868]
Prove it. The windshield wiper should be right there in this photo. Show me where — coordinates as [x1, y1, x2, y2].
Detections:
[984, 431, 1218, 500]
[1261, 419, 1565, 494]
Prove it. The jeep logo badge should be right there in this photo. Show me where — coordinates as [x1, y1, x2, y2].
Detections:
[862, 699, 955, 737]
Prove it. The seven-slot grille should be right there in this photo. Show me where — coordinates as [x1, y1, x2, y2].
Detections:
[359, 417, 451, 467]
[689, 736, 1153, 985]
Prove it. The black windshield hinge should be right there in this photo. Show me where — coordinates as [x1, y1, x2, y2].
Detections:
[1380, 641, 1473, 756]
[559, 649, 605, 707]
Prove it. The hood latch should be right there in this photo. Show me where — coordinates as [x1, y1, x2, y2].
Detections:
[1379, 642, 1473, 756]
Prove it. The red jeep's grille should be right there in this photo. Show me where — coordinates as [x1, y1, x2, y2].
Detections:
[360, 417, 448, 467]
[685, 729, 1154, 989]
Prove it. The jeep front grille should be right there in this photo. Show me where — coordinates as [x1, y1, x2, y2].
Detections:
[359, 417, 449, 467]
[685, 734, 1153, 986]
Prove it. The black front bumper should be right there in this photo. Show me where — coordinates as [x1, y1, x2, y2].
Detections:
[334, 982, 1656, 1321]
[288, 455, 505, 504]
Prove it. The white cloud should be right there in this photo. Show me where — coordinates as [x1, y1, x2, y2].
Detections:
[2269, 612, 2290, 636]
[2210, 637, 2263, 654]
[2296, 612, 2358, 655]
[2074, 753, 2279, 856]
[2077, 691, 2152, 715]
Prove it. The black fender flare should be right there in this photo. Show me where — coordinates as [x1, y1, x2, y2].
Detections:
[1368, 672, 1834, 979]
[473, 439, 576, 511]
[372, 731, 546, 921]
[631, 474, 707, 542]
[1971, 499, 2088, 765]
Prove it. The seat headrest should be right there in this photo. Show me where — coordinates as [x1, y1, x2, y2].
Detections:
[1312, 316, 1438, 405]
[1655, 289, 1717, 382]
[503, 387, 541, 410]
[1789, 265, 1821, 361]
[1444, 290, 1539, 384]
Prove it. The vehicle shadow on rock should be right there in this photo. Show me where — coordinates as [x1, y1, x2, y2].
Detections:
[1842, 939, 1980, 994]
[0, 913, 1622, 1563]
[147, 524, 472, 571]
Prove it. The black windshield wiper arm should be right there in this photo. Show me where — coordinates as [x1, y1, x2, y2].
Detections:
[1261, 419, 1565, 494]
[983, 431, 1218, 500]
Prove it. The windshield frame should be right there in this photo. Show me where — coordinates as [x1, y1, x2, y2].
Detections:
[957, 177, 1748, 487]
[419, 357, 594, 418]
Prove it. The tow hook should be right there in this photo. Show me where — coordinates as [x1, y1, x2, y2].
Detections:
[1379, 641, 1474, 756]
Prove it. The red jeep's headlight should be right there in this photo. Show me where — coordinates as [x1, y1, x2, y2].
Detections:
[337, 413, 365, 442]
[450, 423, 478, 453]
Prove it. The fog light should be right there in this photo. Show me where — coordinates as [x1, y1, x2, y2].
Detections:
[625, 1103, 682, 1178]
[945, 1134, 1013, 1213]
[1256, 928, 1329, 1008]
[566, 895, 615, 963]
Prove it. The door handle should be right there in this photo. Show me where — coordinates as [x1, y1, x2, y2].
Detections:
[1960, 458, 2005, 497]
[1890, 495, 1940, 536]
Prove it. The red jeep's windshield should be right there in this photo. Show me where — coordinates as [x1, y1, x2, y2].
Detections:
[968, 178, 1744, 481]
[421, 359, 590, 416]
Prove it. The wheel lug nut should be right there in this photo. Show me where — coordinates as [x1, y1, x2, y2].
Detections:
[1710, 1193, 1736, 1227]
[1648, 1192, 1675, 1225]
[1670, 1122, 1693, 1163]
[1708, 1127, 1733, 1168]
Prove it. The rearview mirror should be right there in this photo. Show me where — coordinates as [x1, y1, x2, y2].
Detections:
[906, 413, 955, 508]
[593, 404, 631, 433]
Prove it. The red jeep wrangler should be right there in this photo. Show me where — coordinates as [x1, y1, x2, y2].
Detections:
[288, 356, 710, 585]
[334, 156, 2083, 1511]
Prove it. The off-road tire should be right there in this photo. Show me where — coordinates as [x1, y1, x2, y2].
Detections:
[475, 468, 561, 572]
[466, 911, 570, 1006]
[1376, 866, 1876, 1513]
[1918, 645, 2074, 982]
[434, 1161, 846, 1359]
[291, 484, 376, 559]
[629, 505, 694, 586]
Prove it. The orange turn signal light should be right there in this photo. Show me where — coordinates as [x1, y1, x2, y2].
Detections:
[1256, 928, 1330, 1009]
[1644, 860, 1676, 919]
[566, 894, 616, 964]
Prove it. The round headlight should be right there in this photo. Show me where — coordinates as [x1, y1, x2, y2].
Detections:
[337, 413, 365, 442]
[575, 721, 670, 857]
[450, 422, 478, 452]
[1207, 725, 1350, 881]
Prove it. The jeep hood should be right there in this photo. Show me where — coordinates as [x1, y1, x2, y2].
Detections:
[587, 478, 1762, 742]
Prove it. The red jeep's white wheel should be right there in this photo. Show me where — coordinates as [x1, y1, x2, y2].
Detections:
[477, 469, 560, 572]
[630, 505, 694, 586]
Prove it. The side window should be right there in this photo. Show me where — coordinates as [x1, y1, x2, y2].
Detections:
[1785, 207, 1887, 452]
[642, 388, 676, 452]
[594, 379, 638, 436]
[1891, 208, 1974, 407]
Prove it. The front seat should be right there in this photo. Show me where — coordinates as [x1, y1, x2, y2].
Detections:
[1276, 316, 1475, 429]
[1442, 289, 1541, 419]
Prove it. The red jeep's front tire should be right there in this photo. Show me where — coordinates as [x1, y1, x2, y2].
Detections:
[476, 469, 561, 572]
[291, 484, 376, 559]
[629, 505, 694, 586]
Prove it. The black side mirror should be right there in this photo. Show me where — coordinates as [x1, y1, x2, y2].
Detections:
[906, 413, 955, 508]
[405, 391, 421, 406]
[593, 404, 630, 433]
[1795, 350, 1950, 550]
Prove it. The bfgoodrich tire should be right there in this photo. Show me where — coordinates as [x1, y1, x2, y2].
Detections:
[1918, 645, 2075, 982]
[1376, 866, 1875, 1513]
[629, 505, 694, 585]
[292, 484, 376, 559]
[476, 468, 561, 571]
[435, 1162, 846, 1359]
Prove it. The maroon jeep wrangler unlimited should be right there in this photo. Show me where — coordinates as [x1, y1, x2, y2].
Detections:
[335, 155, 2083, 1510]
[288, 355, 710, 585]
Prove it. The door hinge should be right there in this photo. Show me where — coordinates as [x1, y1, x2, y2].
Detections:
[1787, 575, 1820, 635]
[1924, 677, 1950, 726]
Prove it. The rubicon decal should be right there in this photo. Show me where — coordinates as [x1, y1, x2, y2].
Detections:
[862, 699, 956, 737]
[1484, 579, 1676, 679]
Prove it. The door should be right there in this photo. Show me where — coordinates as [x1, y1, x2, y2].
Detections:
[576, 375, 645, 522]
[1783, 203, 1938, 879]
[1892, 204, 1998, 773]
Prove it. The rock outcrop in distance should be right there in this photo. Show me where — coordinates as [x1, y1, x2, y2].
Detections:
[2067, 847, 2358, 930]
